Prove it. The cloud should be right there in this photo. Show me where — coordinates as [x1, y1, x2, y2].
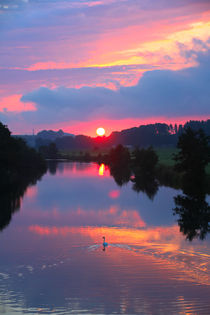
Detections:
[0, 94, 35, 112]
[17, 48, 210, 125]
[1, 0, 210, 72]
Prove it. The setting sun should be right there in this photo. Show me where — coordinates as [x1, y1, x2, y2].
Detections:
[96, 127, 105, 136]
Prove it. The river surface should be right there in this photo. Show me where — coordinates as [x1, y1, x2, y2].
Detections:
[0, 162, 210, 314]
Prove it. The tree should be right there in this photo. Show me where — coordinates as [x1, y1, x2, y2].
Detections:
[108, 144, 130, 167]
[108, 145, 131, 186]
[39, 142, 58, 159]
[132, 174, 158, 200]
[0, 121, 46, 189]
[132, 146, 158, 175]
[174, 127, 210, 175]
[131, 147, 159, 199]
[173, 129, 210, 240]
[173, 172, 210, 241]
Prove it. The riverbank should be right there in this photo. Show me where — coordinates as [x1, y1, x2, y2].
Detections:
[50, 147, 210, 194]
[58, 147, 210, 175]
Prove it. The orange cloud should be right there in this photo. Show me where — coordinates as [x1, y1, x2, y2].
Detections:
[76, 15, 210, 71]
[22, 14, 210, 74]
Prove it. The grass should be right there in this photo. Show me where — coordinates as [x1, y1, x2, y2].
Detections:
[60, 148, 109, 157]
[155, 147, 178, 167]
[155, 147, 210, 175]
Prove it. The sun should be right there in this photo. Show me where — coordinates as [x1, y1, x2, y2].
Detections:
[96, 127, 105, 136]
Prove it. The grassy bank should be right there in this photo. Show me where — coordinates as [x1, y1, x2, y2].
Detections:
[59, 147, 210, 174]
[56, 147, 210, 193]
[155, 147, 178, 167]
[155, 147, 210, 176]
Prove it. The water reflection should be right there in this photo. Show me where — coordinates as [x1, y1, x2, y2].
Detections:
[174, 173, 210, 241]
[0, 162, 210, 314]
[108, 161, 210, 239]
[47, 160, 59, 175]
[0, 171, 45, 232]
[28, 224, 209, 275]
[109, 164, 131, 186]
[99, 163, 105, 176]
[132, 173, 159, 200]
[0, 190, 21, 231]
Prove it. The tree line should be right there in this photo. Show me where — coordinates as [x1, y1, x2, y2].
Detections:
[32, 119, 210, 151]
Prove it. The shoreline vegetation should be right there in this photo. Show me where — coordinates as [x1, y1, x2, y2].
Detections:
[0, 122, 46, 190]
[0, 122, 47, 231]
[42, 143, 210, 193]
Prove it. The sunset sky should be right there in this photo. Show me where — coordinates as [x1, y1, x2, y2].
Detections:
[0, 0, 210, 136]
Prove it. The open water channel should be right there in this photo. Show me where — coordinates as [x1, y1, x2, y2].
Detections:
[0, 162, 210, 314]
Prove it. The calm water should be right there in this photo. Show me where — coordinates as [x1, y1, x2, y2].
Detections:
[0, 162, 210, 314]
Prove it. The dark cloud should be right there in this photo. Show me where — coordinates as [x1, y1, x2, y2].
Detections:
[17, 48, 210, 125]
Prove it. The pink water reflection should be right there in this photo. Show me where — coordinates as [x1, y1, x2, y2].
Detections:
[0, 161, 210, 314]
[27, 224, 210, 287]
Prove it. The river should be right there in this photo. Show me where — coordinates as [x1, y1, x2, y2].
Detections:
[0, 162, 210, 314]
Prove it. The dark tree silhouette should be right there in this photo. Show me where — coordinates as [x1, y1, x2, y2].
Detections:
[110, 164, 131, 186]
[39, 142, 58, 159]
[132, 173, 159, 200]
[174, 127, 210, 176]
[108, 145, 131, 186]
[0, 174, 44, 232]
[132, 146, 158, 175]
[173, 128, 210, 240]
[0, 121, 47, 231]
[108, 144, 130, 166]
[47, 160, 59, 175]
[173, 173, 210, 241]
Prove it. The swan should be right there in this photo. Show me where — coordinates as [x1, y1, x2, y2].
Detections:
[102, 236, 108, 247]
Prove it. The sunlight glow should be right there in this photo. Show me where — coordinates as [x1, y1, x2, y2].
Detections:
[96, 127, 105, 136]
[98, 163, 105, 176]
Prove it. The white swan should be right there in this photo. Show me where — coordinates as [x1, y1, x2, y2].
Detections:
[102, 236, 108, 247]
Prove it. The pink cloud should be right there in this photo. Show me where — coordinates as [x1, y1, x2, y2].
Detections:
[0, 94, 36, 113]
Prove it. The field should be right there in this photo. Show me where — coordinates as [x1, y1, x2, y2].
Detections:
[155, 147, 178, 167]
[155, 147, 210, 175]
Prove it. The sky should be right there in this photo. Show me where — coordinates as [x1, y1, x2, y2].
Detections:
[0, 0, 210, 136]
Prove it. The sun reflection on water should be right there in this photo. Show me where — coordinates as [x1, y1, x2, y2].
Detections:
[98, 163, 105, 176]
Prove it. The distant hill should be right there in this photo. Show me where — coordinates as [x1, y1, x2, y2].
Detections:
[14, 119, 210, 150]
[37, 129, 74, 140]
[53, 119, 210, 151]
[36, 129, 74, 147]
[14, 129, 74, 148]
